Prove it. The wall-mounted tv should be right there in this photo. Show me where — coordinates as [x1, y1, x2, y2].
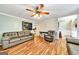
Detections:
[22, 21, 32, 30]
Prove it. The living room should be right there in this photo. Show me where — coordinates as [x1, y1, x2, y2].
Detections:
[0, 4, 79, 55]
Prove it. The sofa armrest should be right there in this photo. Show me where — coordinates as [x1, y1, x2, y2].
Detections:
[66, 38, 79, 45]
[2, 40, 10, 49]
[1, 37, 10, 49]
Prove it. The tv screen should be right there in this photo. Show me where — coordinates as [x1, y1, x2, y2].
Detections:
[28, 23, 32, 30]
[22, 21, 32, 30]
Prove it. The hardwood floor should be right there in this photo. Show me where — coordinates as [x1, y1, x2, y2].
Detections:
[1, 36, 68, 55]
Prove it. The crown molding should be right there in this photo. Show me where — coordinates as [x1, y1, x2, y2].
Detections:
[0, 12, 32, 21]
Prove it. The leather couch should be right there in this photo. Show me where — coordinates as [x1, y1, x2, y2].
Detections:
[66, 37, 79, 55]
[1, 31, 34, 49]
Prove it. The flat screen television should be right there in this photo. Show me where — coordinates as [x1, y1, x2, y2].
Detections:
[22, 21, 32, 30]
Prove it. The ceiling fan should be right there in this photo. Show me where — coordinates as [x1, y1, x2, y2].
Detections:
[26, 4, 49, 17]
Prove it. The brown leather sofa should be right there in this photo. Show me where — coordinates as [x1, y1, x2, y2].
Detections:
[1, 31, 34, 49]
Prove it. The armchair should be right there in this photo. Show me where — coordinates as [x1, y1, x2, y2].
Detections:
[44, 31, 56, 42]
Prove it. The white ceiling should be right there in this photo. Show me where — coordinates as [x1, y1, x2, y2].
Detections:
[0, 4, 79, 21]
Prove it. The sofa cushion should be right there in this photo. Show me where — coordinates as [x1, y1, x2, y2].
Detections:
[18, 31, 24, 37]
[67, 43, 79, 55]
[18, 31, 30, 37]
[20, 36, 32, 40]
[10, 38, 20, 43]
[24, 31, 30, 35]
[2, 37, 10, 40]
[3, 32, 18, 38]
[20, 36, 28, 40]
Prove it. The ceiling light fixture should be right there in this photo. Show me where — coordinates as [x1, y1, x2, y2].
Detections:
[26, 4, 49, 19]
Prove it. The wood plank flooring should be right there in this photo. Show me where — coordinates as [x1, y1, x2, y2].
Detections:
[1, 36, 68, 55]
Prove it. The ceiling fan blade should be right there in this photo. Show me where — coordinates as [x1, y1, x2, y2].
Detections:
[39, 4, 44, 10]
[41, 11, 49, 15]
[26, 9, 36, 12]
[31, 14, 36, 17]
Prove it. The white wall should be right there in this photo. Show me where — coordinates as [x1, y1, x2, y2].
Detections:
[76, 15, 79, 38]
[38, 18, 58, 31]
[58, 15, 78, 37]
[35, 18, 58, 36]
